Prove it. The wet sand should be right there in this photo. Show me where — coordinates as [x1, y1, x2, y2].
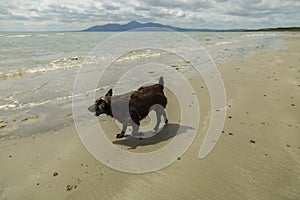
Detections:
[0, 34, 299, 200]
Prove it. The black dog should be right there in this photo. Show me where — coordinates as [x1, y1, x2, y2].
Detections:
[88, 77, 168, 138]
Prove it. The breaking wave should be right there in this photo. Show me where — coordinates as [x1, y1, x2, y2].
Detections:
[0, 56, 85, 79]
[0, 50, 167, 80]
[6, 34, 32, 38]
[216, 40, 239, 46]
[0, 87, 106, 111]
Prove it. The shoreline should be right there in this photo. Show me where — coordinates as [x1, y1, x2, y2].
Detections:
[0, 33, 299, 199]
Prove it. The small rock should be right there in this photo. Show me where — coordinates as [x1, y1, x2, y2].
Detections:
[71, 57, 78, 60]
[53, 172, 58, 177]
[66, 185, 71, 191]
[291, 104, 295, 107]
[0, 125, 6, 129]
[37, 183, 40, 186]
[250, 140, 256, 144]
[228, 116, 232, 119]
[21, 115, 39, 122]
[286, 144, 290, 147]
[66, 184, 77, 191]
[177, 157, 181, 160]
[228, 132, 233, 136]
[8, 155, 12, 158]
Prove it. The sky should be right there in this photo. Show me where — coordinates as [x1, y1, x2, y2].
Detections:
[0, 0, 299, 31]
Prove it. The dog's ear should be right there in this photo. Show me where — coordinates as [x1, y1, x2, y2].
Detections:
[105, 89, 113, 97]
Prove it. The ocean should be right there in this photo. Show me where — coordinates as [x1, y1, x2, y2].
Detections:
[0, 31, 287, 139]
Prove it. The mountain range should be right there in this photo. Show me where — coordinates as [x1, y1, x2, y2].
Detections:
[82, 21, 300, 32]
[82, 21, 211, 32]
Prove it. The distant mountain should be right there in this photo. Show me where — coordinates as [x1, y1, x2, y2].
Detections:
[82, 21, 300, 32]
[82, 21, 205, 32]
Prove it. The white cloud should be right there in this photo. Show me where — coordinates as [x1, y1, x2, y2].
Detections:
[0, 0, 299, 31]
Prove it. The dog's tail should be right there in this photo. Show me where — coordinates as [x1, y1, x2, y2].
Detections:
[158, 76, 164, 89]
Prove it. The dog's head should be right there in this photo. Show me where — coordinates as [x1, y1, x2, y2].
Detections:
[88, 89, 112, 116]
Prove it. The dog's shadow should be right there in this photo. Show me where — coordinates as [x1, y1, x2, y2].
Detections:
[112, 123, 193, 150]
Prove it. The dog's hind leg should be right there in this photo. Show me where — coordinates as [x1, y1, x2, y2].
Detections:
[163, 109, 168, 126]
[154, 108, 162, 131]
[153, 105, 168, 131]
[129, 109, 140, 134]
[132, 122, 139, 134]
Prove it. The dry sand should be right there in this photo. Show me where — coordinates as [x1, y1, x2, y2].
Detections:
[0, 34, 299, 200]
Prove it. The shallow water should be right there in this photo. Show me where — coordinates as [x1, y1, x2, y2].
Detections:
[0, 31, 287, 139]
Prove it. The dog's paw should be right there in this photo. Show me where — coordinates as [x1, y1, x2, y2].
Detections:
[116, 133, 125, 138]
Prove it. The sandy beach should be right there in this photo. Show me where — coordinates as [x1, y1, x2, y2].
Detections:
[0, 33, 299, 200]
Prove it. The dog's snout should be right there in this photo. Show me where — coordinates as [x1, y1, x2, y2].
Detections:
[88, 105, 96, 112]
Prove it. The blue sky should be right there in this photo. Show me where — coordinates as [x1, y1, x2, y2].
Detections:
[0, 0, 299, 31]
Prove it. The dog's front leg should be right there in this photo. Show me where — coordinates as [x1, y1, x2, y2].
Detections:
[116, 122, 127, 138]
